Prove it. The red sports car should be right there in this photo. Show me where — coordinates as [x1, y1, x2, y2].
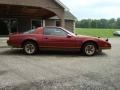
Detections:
[7, 27, 111, 56]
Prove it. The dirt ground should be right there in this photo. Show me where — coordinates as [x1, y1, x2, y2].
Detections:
[0, 38, 120, 90]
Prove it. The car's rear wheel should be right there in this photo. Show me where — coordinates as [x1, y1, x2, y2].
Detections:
[23, 41, 38, 55]
[82, 42, 97, 56]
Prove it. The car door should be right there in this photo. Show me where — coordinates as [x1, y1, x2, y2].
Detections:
[40, 27, 80, 49]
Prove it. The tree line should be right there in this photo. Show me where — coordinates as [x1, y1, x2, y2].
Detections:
[75, 18, 120, 29]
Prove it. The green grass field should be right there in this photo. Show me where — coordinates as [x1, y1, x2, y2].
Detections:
[75, 28, 119, 38]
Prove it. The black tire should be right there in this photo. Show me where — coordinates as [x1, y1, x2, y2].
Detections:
[23, 41, 38, 55]
[82, 42, 97, 56]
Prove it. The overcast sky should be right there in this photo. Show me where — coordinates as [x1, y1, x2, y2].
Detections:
[60, 0, 120, 20]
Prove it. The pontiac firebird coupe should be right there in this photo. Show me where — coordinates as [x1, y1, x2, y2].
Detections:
[7, 27, 111, 56]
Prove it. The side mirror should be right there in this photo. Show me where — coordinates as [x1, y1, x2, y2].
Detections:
[67, 34, 72, 38]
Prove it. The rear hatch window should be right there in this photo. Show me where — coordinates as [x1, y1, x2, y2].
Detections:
[23, 29, 35, 34]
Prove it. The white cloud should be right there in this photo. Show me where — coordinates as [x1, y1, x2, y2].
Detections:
[60, 0, 120, 19]
[60, 0, 102, 9]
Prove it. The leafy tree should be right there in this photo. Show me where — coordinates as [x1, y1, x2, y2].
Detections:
[75, 18, 120, 29]
[80, 19, 89, 28]
[91, 20, 97, 28]
[75, 21, 81, 28]
[116, 18, 120, 29]
[99, 19, 108, 28]
[108, 18, 116, 29]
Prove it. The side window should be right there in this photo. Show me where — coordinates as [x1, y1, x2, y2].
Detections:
[44, 28, 68, 36]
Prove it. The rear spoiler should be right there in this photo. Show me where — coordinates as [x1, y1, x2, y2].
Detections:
[9, 32, 19, 35]
[9, 32, 19, 37]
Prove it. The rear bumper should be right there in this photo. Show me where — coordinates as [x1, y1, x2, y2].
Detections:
[7, 40, 21, 48]
[7, 40, 14, 47]
[7, 40, 11, 46]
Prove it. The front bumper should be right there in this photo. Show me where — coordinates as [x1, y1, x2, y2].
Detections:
[101, 46, 111, 49]
[100, 43, 111, 49]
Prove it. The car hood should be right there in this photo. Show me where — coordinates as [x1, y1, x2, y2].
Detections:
[76, 35, 108, 41]
[77, 35, 98, 39]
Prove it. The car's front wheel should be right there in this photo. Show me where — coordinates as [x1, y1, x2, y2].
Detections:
[82, 42, 97, 56]
[23, 41, 38, 55]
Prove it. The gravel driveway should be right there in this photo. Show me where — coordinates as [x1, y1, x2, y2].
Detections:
[0, 38, 120, 90]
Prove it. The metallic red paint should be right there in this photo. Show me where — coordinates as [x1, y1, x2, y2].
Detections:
[7, 27, 111, 53]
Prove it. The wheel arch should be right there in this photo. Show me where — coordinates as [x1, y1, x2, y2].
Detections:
[81, 40, 99, 50]
[21, 39, 39, 48]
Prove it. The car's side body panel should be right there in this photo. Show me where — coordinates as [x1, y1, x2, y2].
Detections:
[41, 35, 79, 48]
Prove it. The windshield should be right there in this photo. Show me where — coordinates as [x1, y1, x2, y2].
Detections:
[23, 29, 35, 34]
[61, 28, 76, 36]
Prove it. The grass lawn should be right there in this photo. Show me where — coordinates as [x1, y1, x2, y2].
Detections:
[75, 28, 119, 38]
